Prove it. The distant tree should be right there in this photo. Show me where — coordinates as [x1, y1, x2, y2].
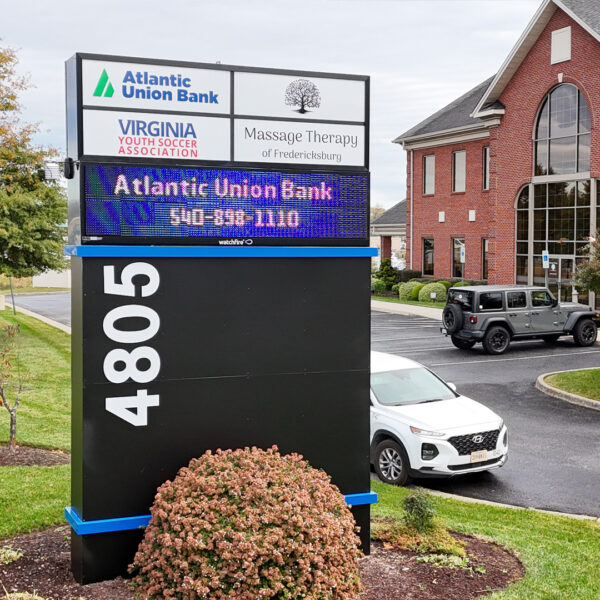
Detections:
[285, 79, 321, 114]
[0, 42, 66, 278]
[370, 206, 386, 222]
[575, 231, 600, 294]
[375, 258, 399, 291]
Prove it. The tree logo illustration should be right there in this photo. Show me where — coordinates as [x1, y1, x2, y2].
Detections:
[284, 79, 321, 114]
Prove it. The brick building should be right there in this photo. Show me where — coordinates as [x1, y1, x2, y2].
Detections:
[394, 0, 600, 308]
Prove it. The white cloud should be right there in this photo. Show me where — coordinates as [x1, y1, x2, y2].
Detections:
[3, 0, 539, 208]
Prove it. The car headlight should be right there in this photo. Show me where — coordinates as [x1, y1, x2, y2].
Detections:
[410, 425, 445, 437]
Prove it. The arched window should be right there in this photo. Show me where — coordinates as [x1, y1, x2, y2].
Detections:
[534, 84, 591, 176]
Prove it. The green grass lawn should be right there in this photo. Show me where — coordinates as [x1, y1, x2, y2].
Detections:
[1, 287, 70, 295]
[545, 369, 600, 402]
[372, 295, 445, 309]
[0, 466, 70, 538]
[0, 308, 70, 450]
[373, 481, 600, 600]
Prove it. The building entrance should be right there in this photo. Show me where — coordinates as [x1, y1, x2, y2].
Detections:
[547, 256, 574, 302]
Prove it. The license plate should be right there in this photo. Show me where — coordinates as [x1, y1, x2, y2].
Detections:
[440, 327, 447, 334]
[470, 450, 488, 463]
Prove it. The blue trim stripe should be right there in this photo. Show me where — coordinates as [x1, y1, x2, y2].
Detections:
[64, 245, 378, 258]
[65, 492, 377, 535]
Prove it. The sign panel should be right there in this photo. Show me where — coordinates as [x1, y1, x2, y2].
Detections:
[460, 245, 465, 264]
[234, 72, 365, 122]
[82, 59, 230, 113]
[234, 119, 365, 167]
[84, 165, 368, 243]
[82, 110, 230, 160]
[542, 250, 549, 269]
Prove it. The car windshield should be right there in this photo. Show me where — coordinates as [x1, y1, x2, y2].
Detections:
[371, 367, 455, 406]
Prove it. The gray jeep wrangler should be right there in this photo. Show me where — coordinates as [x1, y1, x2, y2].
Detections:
[441, 285, 600, 355]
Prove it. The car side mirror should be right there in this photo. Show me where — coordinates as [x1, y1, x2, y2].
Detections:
[552, 298, 559, 307]
[447, 382, 457, 391]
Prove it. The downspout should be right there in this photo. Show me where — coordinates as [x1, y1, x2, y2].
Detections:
[410, 149, 414, 269]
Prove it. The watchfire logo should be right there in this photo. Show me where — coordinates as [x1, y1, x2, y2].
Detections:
[93, 69, 114, 98]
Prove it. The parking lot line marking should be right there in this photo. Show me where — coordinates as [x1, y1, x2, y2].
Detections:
[372, 336, 444, 342]
[430, 349, 600, 367]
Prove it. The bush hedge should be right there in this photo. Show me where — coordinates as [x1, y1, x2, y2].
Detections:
[410, 283, 425, 300]
[398, 281, 422, 301]
[372, 279, 386, 295]
[398, 269, 422, 282]
[418, 282, 447, 303]
[130, 446, 361, 600]
[375, 258, 399, 290]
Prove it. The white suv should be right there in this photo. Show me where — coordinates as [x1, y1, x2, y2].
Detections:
[370, 351, 508, 485]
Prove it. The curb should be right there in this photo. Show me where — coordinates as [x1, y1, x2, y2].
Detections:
[535, 370, 600, 412]
[8, 304, 72, 335]
[371, 299, 442, 321]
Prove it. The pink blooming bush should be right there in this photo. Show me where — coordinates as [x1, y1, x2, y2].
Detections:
[129, 446, 361, 599]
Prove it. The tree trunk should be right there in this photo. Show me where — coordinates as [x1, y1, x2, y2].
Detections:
[9, 407, 17, 450]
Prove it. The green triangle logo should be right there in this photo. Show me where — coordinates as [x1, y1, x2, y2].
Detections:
[93, 69, 114, 98]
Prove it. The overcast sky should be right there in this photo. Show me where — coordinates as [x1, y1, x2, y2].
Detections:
[3, 0, 540, 209]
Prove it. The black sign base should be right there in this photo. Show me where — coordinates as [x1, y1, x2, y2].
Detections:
[71, 255, 372, 583]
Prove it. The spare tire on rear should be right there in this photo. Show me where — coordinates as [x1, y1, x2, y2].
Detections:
[442, 304, 463, 334]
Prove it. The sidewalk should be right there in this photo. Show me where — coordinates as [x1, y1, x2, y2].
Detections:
[371, 299, 442, 321]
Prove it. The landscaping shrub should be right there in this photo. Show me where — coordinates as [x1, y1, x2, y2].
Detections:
[129, 446, 362, 600]
[410, 283, 426, 300]
[418, 282, 447, 303]
[375, 258, 400, 290]
[399, 281, 422, 301]
[403, 489, 436, 533]
[391, 283, 400, 295]
[398, 269, 422, 282]
[372, 279, 386, 295]
[437, 280, 452, 290]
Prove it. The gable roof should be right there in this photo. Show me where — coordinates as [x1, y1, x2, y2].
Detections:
[393, 78, 495, 143]
[394, 0, 600, 145]
[372, 199, 406, 226]
[472, 0, 600, 116]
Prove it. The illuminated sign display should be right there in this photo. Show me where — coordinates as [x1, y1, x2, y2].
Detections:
[84, 165, 368, 244]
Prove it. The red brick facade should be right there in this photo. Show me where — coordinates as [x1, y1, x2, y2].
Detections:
[405, 5, 600, 284]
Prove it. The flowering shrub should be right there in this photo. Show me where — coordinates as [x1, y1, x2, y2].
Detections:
[129, 446, 361, 599]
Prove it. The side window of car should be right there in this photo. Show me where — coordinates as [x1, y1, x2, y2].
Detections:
[531, 291, 553, 307]
[506, 291, 527, 309]
[479, 292, 503, 311]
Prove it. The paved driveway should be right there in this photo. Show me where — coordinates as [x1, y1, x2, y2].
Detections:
[7, 292, 71, 326]
[372, 310, 600, 517]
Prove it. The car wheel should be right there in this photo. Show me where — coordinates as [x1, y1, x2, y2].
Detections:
[482, 325, 510, 355]
[374, 439, 410, 486]
[543, 334, 561, 343]
[442, 304, 463, 334]
[573, 318, 597, 347]
[450, 335, 476, 350]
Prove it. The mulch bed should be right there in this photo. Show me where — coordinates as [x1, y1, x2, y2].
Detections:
[0, 527, 524, 600]
[0, 445, 70, 467]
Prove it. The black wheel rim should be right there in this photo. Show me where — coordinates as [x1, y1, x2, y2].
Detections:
[445, 312, 455, 328]
[582, 324, 596, 344]
[491, 330, 508, 351]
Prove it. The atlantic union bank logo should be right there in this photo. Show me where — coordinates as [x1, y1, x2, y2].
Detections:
[91, 67, 219, 105]
[93, 69, 114, 98]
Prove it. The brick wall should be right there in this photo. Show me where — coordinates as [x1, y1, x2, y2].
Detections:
[405, 5, 600, 283]
[408, 138, 491, 280]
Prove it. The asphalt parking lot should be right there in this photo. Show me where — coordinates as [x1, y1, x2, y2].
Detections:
[372, 310, 600, 517]
[7, 293, 600, 516]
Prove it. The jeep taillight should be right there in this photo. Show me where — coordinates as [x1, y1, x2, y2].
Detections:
[470, 315, 478, 324]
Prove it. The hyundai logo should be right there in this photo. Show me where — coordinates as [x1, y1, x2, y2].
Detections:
[472, 435, 484, 444]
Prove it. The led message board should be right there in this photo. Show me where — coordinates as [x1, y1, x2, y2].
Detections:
[84, 165, 368, 245]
